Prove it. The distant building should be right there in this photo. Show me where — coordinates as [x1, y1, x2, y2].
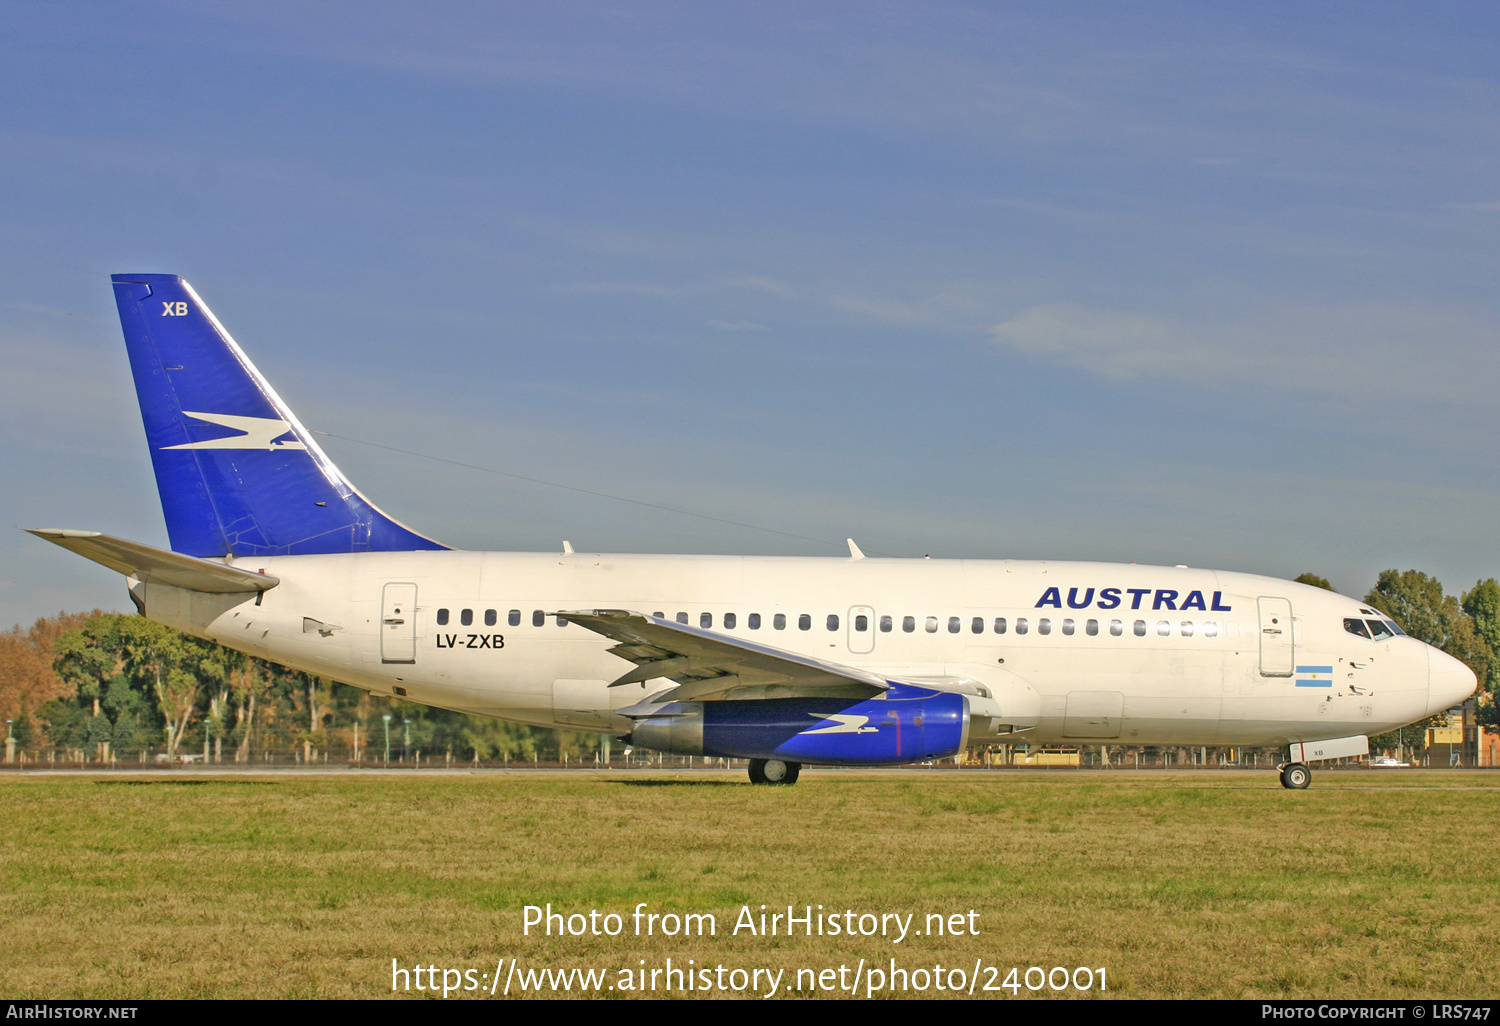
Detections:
[1424, 700, 1496, 767]
[1472, 709, 1499, 768]
[1013, 748, 1081, 767]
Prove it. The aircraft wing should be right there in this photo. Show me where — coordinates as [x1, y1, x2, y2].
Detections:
[27, 529, 279, 594]
[556, 609, 889, 703]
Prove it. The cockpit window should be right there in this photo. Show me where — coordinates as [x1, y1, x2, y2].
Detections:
[1343, 617, 1371, 639]
[1366, 619, 1394, 640]
[1386, 620, 1405, 636]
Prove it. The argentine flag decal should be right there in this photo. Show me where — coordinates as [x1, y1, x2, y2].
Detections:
[1295, 665, 1333, 687]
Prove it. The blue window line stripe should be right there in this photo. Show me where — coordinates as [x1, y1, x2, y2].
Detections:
[1295, 680, 1333, 687]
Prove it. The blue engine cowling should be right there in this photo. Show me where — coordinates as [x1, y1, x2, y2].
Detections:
[628, 683, 968, 765]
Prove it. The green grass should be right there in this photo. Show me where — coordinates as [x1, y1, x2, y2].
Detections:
[1, 769, 1496, 999]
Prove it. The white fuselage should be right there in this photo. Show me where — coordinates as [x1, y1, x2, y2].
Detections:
[136, 551, 1471, 749]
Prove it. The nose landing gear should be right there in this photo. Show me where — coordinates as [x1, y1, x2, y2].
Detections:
[748, 758, 801, 785]
[1279, 763, 1311, 789]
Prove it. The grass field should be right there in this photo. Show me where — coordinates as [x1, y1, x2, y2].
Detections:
[2, 768, 1497, 1000]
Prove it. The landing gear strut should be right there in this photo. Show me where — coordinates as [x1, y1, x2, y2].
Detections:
[748, 758, 801, 785]
[1279, 763, 1311, 790]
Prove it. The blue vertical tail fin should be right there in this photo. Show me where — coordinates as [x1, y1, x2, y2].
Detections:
[111, 273, 448, 557]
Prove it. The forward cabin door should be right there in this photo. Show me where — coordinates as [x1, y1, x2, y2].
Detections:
[1258, 596, 1294, 677]
[381, 583, 418, 664]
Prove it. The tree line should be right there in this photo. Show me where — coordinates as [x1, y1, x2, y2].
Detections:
[1, 567, 1495, 763]
[0, 613, 601, 765]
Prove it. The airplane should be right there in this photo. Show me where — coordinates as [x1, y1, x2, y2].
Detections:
[30, 274, 1477, 788]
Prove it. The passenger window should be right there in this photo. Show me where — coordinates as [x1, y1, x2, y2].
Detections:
[508, 609, 520, 627]
[827, 614, 840, 631]
[1086, 619, 1098, 636]
[436, 608, 450, 626]
[948, 616, 961, 634]
[855, 614, 868, 632]
[1344, 618, 1371, 639]
[724, 612, 737, 630]
[1134, 620, 1147, 637]
[701, 612, 712, 629]
[1366, 619, 1393, 641]
[971, 616, 984, 634]
[925, 616, 939, 633]
[1016, 617, 1029, 635]
[879, 615, 892, 632]
[555, 616, 566, 628]
[532, 610, 544, 627]
[652, 612, 664, 619]
[1180, 621, 1193, 637]
[484, 609, 496, 627]
[799, 614, 812, 631]
[902, 616, 916, 633]
[1038, 618, 1051, 635]
[1062, 618, 1075, 636]
[1203, 621, 1218, 638]
[749, 613, 761, 630]
[994, 617, 1007, 634]
[460, 609, 473, 627]
[676, 612, 689, 625]
[1156, 621, 1170, 637]
[1110, 619, 1124, 636]
[774, 613, 787, 630]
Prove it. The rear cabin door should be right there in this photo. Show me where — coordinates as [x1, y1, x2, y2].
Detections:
[1258, 596, 1294, 677]
[381, 583, 418, 664]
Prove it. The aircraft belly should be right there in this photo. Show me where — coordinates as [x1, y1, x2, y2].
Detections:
[1021, 647, 1230, 744]
[1121, 696, 1222, 743]
[421, 638, 646, 730]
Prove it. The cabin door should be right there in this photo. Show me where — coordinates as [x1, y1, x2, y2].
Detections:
[381, 583, 418, 664]
[1257, 596, 1294, 677]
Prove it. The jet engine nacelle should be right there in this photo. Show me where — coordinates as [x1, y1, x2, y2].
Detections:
[628, 683, 968, 764]
[898, 665, 1043, 742]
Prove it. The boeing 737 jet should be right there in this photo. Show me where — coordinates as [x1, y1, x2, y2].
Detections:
[31, 275, 1477, 787]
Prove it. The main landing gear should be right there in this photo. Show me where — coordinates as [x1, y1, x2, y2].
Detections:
[748, 758, 801, 785]
[1279, 763, 1311, 790]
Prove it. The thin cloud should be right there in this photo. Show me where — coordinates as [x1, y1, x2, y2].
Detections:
[830, 283, 1014, 330]
[991, 302, 1500, 405]
[553, 280, 684, 298]
[829, 294, 935, 326]
[722, 275, 796, 298]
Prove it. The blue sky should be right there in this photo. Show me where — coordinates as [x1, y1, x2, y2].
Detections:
[3, 2, 1499, 624]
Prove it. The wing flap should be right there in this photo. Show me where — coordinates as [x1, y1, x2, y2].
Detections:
[556, 609, 888, 702]
[27, 529, 279, 594]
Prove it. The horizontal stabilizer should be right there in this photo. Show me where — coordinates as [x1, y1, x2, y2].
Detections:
[27, 529, 279, 594]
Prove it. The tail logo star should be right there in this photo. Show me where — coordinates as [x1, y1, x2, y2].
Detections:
[163, 412, 307, 451]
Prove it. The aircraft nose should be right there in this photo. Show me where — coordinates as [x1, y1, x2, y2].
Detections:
[1427, 646, 1477, 714]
